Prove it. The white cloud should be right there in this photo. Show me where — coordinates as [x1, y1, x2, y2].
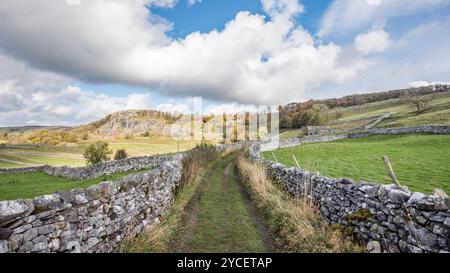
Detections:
[0, 0, 448, 127]
[319, 0, 450, 37]
[354, 29, 391, 55]
[0, 0, 369, 106]
[261, 0, 303, 17]
[187, 0, 202, 7]
[307, 16, 450, 97]
[0, 53, 153, 126]
[204, 103, 259, 115]
[408, 81, 450, 88]
[0, 82, 152, 126]
[366, 0, 382, 6]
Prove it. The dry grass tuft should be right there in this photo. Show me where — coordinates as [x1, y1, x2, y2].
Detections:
[236, 155, 364, 253]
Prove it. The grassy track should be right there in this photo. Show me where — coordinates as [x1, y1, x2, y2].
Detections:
[264, 134, 450, 194]
[185, 155, 267, 252]
[123, 153, 273, 253]
[0, 170, 147, 201]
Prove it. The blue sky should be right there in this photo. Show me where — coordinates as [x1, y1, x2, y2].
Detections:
[151, 0, 332, 37]
[77, 0, 334, 107]
[73, 0, 336, 108]
[0, 0, 450, 125]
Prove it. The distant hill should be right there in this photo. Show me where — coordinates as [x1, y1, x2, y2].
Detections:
[1, 110, 181, 145]
[281, 84, 450, 129]
[72, 110, 179, 138]
[0, 126, 70, 133]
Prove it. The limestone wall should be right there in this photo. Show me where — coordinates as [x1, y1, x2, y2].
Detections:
[276, 125, 450, 150]
[0, 154, 176, 180]
[248, 126, 450, 253]
[0, 155, 183, 253]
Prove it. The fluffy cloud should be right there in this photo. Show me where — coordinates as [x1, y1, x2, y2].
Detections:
[408, 81, 450, 88]
[0, 52, 152, 126]
[354, 29, 391, 55]
[0, 0, 369, 105]
[319, 0, 450, 37]
[306, 15, 450, 97]
[186, 0, 202, 7]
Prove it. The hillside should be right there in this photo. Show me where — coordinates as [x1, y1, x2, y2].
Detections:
[280, 84, 450, 136]
[72, 110, 179, 138]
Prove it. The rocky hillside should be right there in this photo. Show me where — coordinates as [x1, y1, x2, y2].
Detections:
[73, 110, 179, 138]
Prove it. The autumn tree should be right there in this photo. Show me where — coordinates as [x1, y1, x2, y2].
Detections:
[83, 141, 112, 165]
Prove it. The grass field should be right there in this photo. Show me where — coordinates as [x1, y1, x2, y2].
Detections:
[0, 169, 147, 201]
[280, 129, 304, 139]
[264, 134, 450, 194]
[0, 137, 197, 168]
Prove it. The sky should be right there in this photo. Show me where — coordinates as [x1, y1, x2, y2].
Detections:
[0, 0, 450, 126]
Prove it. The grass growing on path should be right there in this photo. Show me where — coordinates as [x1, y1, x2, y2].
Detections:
[264, 134, 450, 194]
[237, 156, 364, 253]
[120, 160, 210, 253]
[0, 170, 147, 201]
[186, 155, 266, 253]
[122, 153, 271, 253]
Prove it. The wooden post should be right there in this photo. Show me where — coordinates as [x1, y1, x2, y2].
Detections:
[271, 152, 279, 163]
[382, 156, 401, 187]
[293, 155, 301, 168]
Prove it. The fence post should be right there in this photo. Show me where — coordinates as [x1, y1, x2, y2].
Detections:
[382, 156, 401, 187]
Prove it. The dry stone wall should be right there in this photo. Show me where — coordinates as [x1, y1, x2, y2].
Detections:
[0, 154, 184, 253]
[277, 125, 450, 150]
[249, 125, 450, 253]
[0, 154, 176, 180]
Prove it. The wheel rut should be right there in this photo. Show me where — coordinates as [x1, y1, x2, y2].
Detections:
[170, 154, 279, 253]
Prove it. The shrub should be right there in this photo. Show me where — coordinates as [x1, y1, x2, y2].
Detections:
[114, 149, 128, 160]
[81, 133, 89, 140]
[83, 141, 112, 165]
[143, 131, 150, 137]
[125, 134, 133, 139]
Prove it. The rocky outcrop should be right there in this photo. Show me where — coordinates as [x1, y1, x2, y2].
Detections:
[77, 110, 174, 137]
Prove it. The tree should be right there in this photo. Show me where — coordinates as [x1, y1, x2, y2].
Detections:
[279, 115, 292, 129]
[404, 93, 433, 115]
[83, 141, 112, 165]
[309, 103, 329, 126]
[334, 108, 344, 123]
[114, 149, 128, 160]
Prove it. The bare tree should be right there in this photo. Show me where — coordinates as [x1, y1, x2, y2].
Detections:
[404, 92, 433, 115]
[334, 108, 344, 123]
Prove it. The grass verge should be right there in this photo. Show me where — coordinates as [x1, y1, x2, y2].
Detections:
[120, 144, 219, 252]
[236, 155, 364, 253]
[0, 169, 148, 201]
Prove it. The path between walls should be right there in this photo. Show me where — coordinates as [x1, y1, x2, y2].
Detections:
[169, 154, 277, 253]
